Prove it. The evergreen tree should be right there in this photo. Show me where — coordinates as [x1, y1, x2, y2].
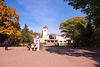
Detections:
[20, 24, 34, 43]
[21, 24, 29, 43]
[32, 32, 41, 35]
[85, 23, 96, 47]
[73, 23, 86, 47]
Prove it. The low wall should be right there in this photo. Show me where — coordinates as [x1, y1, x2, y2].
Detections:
[46, 43, 55, 46]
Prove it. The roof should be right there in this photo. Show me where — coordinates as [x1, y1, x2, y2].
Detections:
[43, 26, 48, 29]
[47, 33, 64, 37]
[47, 33, 59, 36]
[66, 39, 72, 41]
[45, 39, 58, 41]
[32, 35, 43, 38]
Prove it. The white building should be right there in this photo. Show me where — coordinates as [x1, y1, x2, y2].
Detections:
[32, 26, 72, 44]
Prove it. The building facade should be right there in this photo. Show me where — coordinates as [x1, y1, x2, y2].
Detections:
[32, 26, 72, 44]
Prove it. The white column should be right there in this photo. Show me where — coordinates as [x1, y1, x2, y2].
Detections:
[50, 41, 51, 43]
[37, 43, 40, 51]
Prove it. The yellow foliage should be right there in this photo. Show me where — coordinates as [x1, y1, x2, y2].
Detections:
[0, 1, 20, 36]
[59, 16, 88, 34]
[0, 0, 21, 43]
[0, 5, 4, 10]
[0, 16, 2, 21]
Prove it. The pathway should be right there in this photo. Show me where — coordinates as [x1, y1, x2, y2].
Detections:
[0, 47, 100, 67]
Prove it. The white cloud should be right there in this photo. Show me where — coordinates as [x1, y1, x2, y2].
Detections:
[16, 0, 61, 34]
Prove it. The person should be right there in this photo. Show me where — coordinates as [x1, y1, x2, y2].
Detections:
[57, 41, 60, 46]
[27, 43, 31, 50]
[33, 44, 37, 51]
[34, 36, 41, 51]
[31, 43, 34, 51]
[4, 39, 10, 50]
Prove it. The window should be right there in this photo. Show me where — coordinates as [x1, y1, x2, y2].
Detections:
[60, 41, 62, 42]
[48, 41, 50, 42]
[49, 35, 56, 39]
[64, 41, 66, 42]
[51, 41, 54, 43]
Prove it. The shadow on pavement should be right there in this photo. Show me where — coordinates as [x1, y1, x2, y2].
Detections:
[45, 47, 100, 67]
[5, 49, 13, 51]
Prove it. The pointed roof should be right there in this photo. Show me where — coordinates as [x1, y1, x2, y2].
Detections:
[43, 26, 48, 29]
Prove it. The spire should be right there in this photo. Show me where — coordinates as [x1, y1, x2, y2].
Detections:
[43, 26, 48, 29]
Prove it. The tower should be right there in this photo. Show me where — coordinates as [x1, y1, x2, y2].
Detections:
[42, 26, 48, 42]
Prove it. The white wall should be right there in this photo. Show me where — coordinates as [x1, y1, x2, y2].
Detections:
[43, 28, 48, 37]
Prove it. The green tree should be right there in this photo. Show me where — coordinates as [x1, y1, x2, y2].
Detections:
[28, 32, 34, 43]
[64, 0, 100, 27]
[64, 0, 100, 47]
[74, 23, 98, 47]
[73, 23, 86, 47]
[32, 32, 41, 35]
[30, 30, 34, 35]
[20, 24, 29, 43]
[59, 16, 87, 38]
[85, 23, 96, 47]
[20, 24, 34, 43]
[94, 27, 100, 46]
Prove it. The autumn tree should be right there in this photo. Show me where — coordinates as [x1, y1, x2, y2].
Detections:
[0, 0, 21, 43]
[59, 17, 87, 38]
[8, 30, 21, 45]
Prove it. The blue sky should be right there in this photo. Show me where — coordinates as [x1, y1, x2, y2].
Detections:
[6, 0, 86, 34]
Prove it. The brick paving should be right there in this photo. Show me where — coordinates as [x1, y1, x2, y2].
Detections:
[0, 47, 100, 67]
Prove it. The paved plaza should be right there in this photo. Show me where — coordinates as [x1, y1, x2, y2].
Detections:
[0, 47, 100, 67]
